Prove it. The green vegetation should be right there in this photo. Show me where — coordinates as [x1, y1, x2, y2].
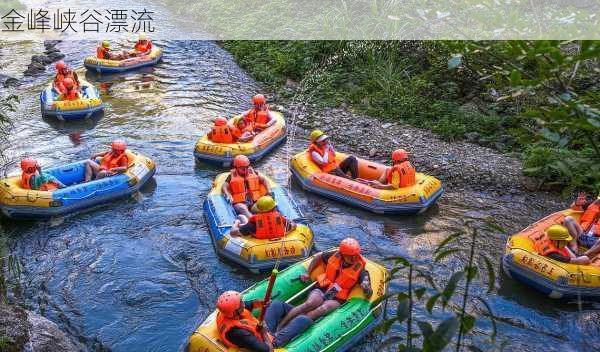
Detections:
[221, 40, 600, 193]
[380, 221, 501, 351]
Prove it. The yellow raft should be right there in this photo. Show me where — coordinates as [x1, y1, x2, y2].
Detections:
[84, 47, 162, 73]
[503, 208, 600, 298]
[290, 150, 443, 214]
[203, 172, 314, 273]
[194, 112, 286, 167]
[189, 249, 388, 352]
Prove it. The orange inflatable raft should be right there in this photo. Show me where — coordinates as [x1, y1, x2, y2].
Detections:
[290, 150, 443, 214]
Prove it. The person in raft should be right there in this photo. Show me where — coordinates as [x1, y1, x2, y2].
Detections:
[84, 140, 129, 182]
[308, 130, 359, 179]
[275, 238, 372, 331]
[360, 148, 416, 189]
[232, 94, 277, 142]
[20, 159, 66, 191]
[222, 155, 271, 219]
[53, 61, 79, 94]
[535, 224, 591, 264]
[215, 290, 313, 351]
[96, 40, 134, 61]
[230, 195, 296, 238]
[564, 193, 600, 257]
[131, 33, 153, 56]
[207, 117, 235, 143]
[57, 78, 79, 101]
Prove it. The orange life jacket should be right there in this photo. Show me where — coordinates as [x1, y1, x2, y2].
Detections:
[250, 210, 287, 239]
[308, 143, 338, 173]
[21, 172, 58, 191]
[134, 41, 152, 53]
[97, 47, 110, 59]
[253, 108, 271, 130]
[316, 252, 366, 301]
[217, 309, 272, 349]
[238, 116, 255, 133]
[61, 89, 79, 101]
[580, 202, 600, 236]
[228, 168, 265, 204]
[21, 172, 34, 190]
[534, 238, 571, 258]
[210, 125, 234, 143]
[387, 161, 416, 188]
[100, 152, 128, 171]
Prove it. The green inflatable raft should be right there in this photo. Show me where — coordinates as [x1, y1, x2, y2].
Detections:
[188, 249, 389, 352]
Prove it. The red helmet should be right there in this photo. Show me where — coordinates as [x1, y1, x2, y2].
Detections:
[252, 94, 266, 106]
[111, 140, 127, 151]
[63, 78, 74, 89]
[20, 158, 38, 172]
[214, 117, 228, 126]
[392, 149, 408, 162]
[339, 238, 361, 256]
[217, 290, 242, 318]
[232, 155, 250, 168]
[55, 61, 67, 71]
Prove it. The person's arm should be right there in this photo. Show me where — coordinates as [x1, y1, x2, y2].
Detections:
[90, 151, 108, 160]
[230, 220, 242, 237]
[265, 111, 277, 127]
[358, 269, 373, 297]
[310, 150, 326, 165]
[546, 252, 575, 263]
[258, 172, 272, 195]
[222, 176, 233, 202]
[237, 220, 257, 237]
[284, 217, 297, 233]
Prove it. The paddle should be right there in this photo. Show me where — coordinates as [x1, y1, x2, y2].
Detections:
[258, 268, 279, 326]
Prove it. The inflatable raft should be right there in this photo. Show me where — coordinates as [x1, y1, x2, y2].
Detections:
[503, 208, 600, 299]
[188, 249, 388, 352]
[40, 79, 104, 121]
[0, 150, 155, 219]
[84, 47, 162, 73]
[194, 112, 287, 167]
[290, 151, 443, 214]
[204, 172, 313, 273]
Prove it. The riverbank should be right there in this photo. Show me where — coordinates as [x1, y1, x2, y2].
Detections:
[0, 303, 83, 352]
[219, 41, 599, 194]
[271, 98, 567, 208]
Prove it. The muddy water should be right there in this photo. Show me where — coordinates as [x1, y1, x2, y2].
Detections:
[0, 18, 598, 352]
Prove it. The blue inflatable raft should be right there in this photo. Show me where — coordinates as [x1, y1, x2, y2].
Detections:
[0, 150, 155, 219]
[203, 172, 314, 273]
[39, 79, 104, 121]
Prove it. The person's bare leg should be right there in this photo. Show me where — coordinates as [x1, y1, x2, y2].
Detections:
[584, 239, 600, 257]
[277, 290, 323, 331]
[84, 160, 101, 182]
[305, 300, 341, 321]
[233, 203, 252, 218]
[564, 216, 583, 251]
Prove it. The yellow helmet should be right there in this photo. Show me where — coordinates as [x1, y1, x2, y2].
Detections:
[545, 224, 572, 241]
[102, 40, 110, 48]
[310, 129, 328, 142]
[139, 33, 148, 41]
[251, 196, 277, 213]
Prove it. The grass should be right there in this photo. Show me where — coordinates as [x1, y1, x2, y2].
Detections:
[221, 41, 524, 148]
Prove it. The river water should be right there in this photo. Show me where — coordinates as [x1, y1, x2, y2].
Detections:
[1, 5, 599, 352]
